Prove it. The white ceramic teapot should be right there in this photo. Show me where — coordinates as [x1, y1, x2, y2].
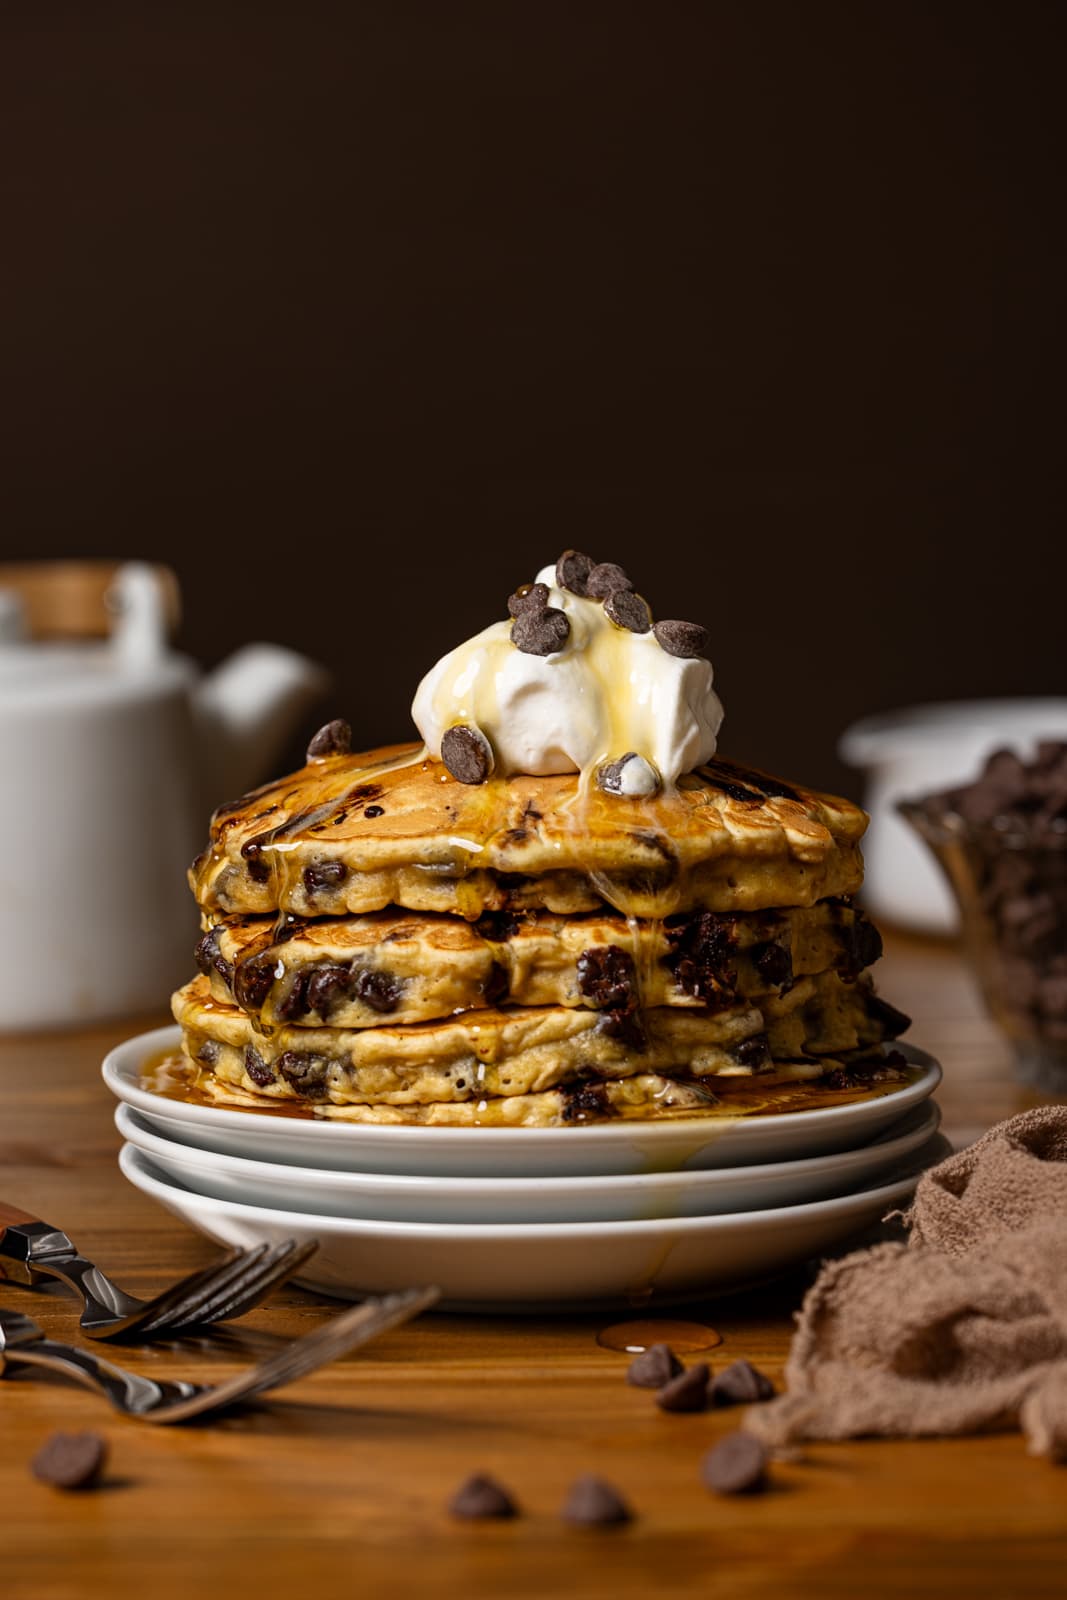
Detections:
[0, 563, 329, 1029]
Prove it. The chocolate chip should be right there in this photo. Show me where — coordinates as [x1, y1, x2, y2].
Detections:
[305, 963, 353, 1020]
[511, 606, 570, 656]
[449, 1472, 518, 1520]
[441, 724, 494, 784]
[596, 752, 660, 797]
[656, 1363, 711, 1413]
[354, 967, 403, 1014]
[560, 1474, 633, 1526]
[482, 961, 510, 1005]
[275, 969, 313, 1022]
[194, 926, 234, 988]
[866, 995, 911, 1038]
[586, 562, 632, 599]
[241, 839, 271, 884]
[653, 619, 709, 658]
[733, 1034, 771, 1069]
[306, 719, 352, 761]
[278, 1051, 331, 1097]
[577, 945, 637, 1010]
[30, 1431, 108, 1490]
[666, 912, 740, 1005]
[842, 910, 883, 974]
[598, 1007, 647, 1050]
[603, 590, 651, 633]
[562, 1081, 611, 1122]
[710, 1359, 776, 1406]
[626, 1343, 684, 1389]
[507, 581, 549, 617]
[243, 1045, 276, 1086]
[753, 941, 793, 990]
[303, 858, 348, 896]
[555, 549, 595, 596]
[365, 804, 384, 818]
[233, 955, 275, 1012]
[701, 1432, 769, 1495]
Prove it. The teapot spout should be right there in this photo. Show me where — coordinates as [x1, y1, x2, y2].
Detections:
[195, 644, 330, 802]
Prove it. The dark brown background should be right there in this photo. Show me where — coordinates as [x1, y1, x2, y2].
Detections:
[2, 2, 1063, 796]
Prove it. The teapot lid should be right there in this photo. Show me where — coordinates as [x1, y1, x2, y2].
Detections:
[0, 565, 192, 704]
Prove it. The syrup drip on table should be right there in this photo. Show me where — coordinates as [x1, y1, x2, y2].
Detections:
[596, 1319, 724, 1354]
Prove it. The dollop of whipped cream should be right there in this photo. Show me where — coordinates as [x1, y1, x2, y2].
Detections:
[411, 559, 724, 792]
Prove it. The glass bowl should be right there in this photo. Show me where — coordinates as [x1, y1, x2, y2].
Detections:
[899, 796, 1067, 1092]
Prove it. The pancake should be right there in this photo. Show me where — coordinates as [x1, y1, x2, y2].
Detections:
[198, 899, 882, 1031]
[172, 970, 907, 1107]
[178, 1053, 915, 1127]
[189, 744, 867, 920]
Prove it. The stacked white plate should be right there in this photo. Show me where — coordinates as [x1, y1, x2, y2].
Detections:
[105, 1026, 945, 1311]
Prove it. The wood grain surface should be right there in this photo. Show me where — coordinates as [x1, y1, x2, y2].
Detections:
[2, 934, 1064, 1600]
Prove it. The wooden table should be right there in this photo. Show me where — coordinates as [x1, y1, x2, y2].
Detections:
[3, 934, 1065, 1599]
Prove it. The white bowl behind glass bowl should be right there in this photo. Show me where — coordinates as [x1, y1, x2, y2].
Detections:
[840, 698, 1067, 933]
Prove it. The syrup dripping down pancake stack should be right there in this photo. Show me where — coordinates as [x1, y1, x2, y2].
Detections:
[176, 552, 910, 1127]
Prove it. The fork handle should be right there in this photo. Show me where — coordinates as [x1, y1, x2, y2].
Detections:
[0, 1205, 76, 1285]
[2, 1334, 196, 1414]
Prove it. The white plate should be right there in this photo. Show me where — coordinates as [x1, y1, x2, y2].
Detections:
[115, 1100, 941, 1225]
[103, 1026, 943, 1178]
[118, 1140, 945, 1310]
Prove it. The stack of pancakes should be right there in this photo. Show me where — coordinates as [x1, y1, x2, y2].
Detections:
[174, 740, 910, 1127]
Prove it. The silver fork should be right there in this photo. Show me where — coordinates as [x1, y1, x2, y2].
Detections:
[0, 1287, 439, 1421]
[0, 1203, 318, 1340]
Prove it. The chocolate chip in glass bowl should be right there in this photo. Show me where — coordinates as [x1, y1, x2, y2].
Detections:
[603, 590, 651, 634]
[507, 581, 549, 618]
[586, 562, 633, 599]
[511, 606, 570, 656]
[653, 619, 709, 659]
[555, 549, 596, 596]
[306, 719, 352, 760]
[441, 724, 494, 785]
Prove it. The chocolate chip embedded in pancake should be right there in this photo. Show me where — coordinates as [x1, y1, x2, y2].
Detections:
[189, 744, 867, 921]
[202, 901, 883, 1030]
[172, 968, 902, 1107]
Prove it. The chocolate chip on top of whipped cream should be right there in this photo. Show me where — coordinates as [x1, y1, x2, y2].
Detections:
[411, 551, 721, 792]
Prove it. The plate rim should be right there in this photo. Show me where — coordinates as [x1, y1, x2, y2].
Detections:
[114, 1098, 941, 1196]
[103, 1025, 942, 1150]
[118, 1138, 937, 1242]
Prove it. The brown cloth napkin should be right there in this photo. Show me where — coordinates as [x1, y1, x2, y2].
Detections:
[746, 1107, 1067, 1458]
